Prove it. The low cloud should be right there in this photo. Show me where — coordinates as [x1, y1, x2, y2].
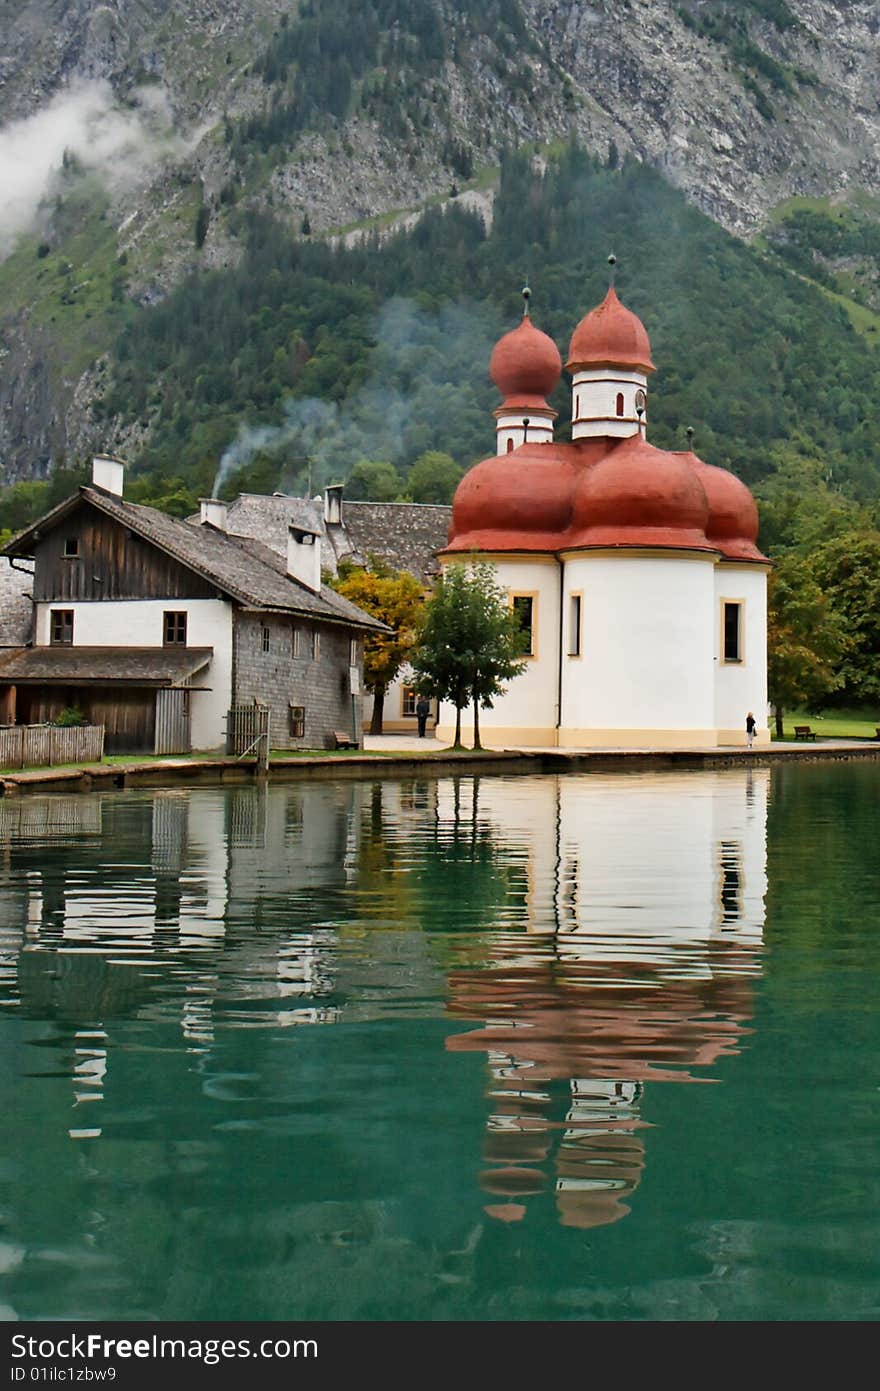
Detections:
[0, 78, 189, 258]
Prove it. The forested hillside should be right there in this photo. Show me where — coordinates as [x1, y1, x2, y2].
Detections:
[2, 0, 880, 485]
[81, 149, 880, 500]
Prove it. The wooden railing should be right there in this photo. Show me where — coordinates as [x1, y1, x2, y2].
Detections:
[0, 724, 105, 769]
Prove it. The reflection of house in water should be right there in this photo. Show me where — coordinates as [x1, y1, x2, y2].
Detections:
[0, 784, 362, 1134]
[444, 769, 769, 1229]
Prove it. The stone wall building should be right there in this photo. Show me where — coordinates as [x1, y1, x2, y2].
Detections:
[0, 460, 386, 753]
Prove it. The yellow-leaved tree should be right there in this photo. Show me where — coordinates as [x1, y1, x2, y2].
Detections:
[332, 559, 426, 734]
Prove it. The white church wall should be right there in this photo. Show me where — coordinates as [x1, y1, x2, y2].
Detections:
[558, 552, 717, 746]
[435, 557, 561, 746]
[713, 565, 770, 745]
[570, 367, 647, 440]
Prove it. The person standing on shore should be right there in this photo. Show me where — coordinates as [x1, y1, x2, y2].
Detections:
[416, 695, 430, 738]
[746, 712, 756, 748]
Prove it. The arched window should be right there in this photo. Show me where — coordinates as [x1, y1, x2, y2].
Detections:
[616, 392, 625, 417]
[506, 437, 514, 453]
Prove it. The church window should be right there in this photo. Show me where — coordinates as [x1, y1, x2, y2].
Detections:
[511, 594, 536, 658]
[506, 437, 514, 453]
[722, 601, 743, 662]
[616, 392, 625, 417]
[568, 593, 582, 657]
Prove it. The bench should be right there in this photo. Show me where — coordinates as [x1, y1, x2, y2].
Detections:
[793, 725, 817, 741]
[333, 731, 358, 750]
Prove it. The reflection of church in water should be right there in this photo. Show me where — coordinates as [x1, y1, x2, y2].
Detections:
[442, 769, 768, 1230]
[0, 767, 767, 1230]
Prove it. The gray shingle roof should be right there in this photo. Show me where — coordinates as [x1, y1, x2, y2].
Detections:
[223, 492, 451, 584]
[3, 488, 387, 633]
[0, 558, 33, 647]
[0, 646, 213, 685]
[342, 502, 451, 582]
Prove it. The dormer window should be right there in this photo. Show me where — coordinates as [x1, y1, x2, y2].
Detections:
[63, 537, 79, 558]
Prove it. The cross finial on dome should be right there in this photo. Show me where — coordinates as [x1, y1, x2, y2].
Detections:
[607, 253, 617, 288]
[522, 284, 531, 316]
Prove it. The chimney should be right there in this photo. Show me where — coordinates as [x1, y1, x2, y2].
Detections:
[199, 497, 228, 531]
[287, 524, 321, 592]
[91, 456, 125, 497]
[324, 483, 343, 526]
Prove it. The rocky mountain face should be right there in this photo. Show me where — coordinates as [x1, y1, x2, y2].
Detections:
[1, 0, 878, 484]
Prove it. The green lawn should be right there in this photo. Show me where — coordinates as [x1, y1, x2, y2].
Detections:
[774, 708, 880, 740]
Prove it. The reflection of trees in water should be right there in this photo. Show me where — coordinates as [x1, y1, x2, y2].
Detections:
[447, 944, 759, 1230]
[356, 776, 528, 935]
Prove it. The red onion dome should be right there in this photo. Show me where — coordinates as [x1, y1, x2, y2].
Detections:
[445, 443, 576, 554]
[683, 453, 769, 563]
[489, 314, 562, 406]
[568, 435, 712, 550]
[566, 287, 655, 373]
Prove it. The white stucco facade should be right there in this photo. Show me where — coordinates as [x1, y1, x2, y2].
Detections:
[35, 598, 233, 750]
[570, 367, 648, 440]
[495, 409, 555, 454]
[559, 551, 717, 744]
[713, 564, 769, 744]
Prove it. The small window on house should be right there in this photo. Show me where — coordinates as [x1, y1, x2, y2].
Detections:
[261, 625, 271, 653]
[506, 437, 514, 453]
[291, 625, 301, 658]
[616, 392, 625, 417]
[63, 537, 79, 558]
[163, 611, 187, 646]
[723, 602, 743, 663]
[511, 594, 535, 657]
[349, 637, 358, 666]
[289, 704, 305, 738]
[568, 594, 582, 657]
[310, 629, 320, 660]
[50, 609, 74, 645]
[402, 686, 417, 717]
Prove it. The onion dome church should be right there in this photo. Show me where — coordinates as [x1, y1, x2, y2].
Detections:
[437, 280, 770, 749]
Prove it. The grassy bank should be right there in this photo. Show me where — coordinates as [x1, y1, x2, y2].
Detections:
[774, 708, 880, 740]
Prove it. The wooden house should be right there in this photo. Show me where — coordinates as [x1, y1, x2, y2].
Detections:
[0, 458, 387, 754]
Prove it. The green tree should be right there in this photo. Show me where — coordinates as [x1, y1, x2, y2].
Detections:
[809, 529, 880, 704]
[345, 459, 402, 501]
[331, 561, 425, 733]
[412, 561, 527, 749]
[767, 554, 848, 737]
[406, 451, 463, 504]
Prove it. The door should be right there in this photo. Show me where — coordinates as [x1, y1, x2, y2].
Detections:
[154, 688, 191, 755]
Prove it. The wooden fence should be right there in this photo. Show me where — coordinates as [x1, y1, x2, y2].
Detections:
[226, 705, 270, 771]
[0, 724, 105, 770]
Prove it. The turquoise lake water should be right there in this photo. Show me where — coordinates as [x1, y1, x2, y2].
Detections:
[0, 762, 878, 1322]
